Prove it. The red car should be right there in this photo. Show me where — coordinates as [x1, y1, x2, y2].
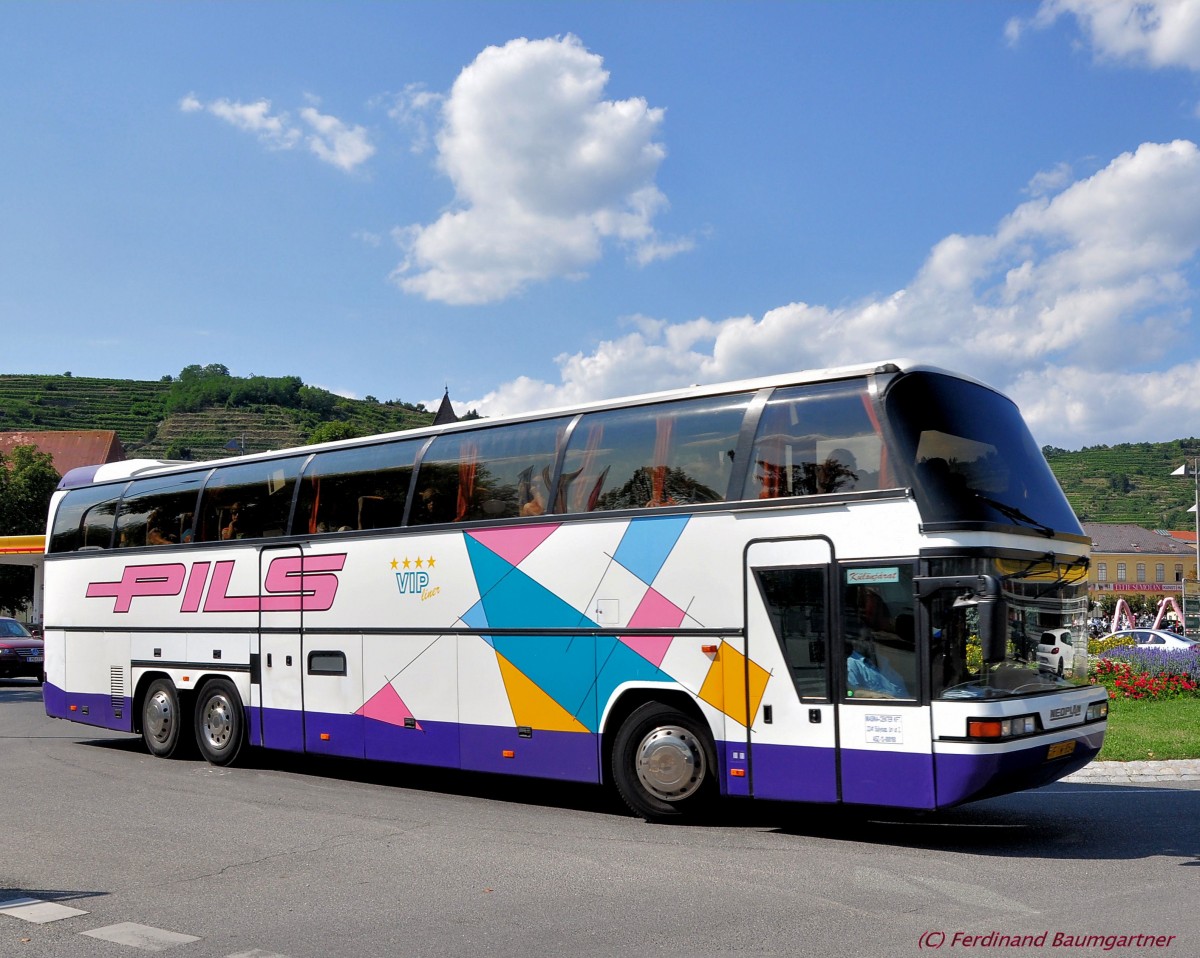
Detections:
[0, 617, 43, 683]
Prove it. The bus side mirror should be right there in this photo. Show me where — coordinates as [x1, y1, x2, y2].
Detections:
[973, 575, 1006, 664]
[978, 595, 1007, 664]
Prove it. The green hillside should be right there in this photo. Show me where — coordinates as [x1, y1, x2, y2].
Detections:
[1042, 439, 1200, 530]
[0, 367, 435, 462]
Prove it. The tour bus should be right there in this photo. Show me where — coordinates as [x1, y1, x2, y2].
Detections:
[42, 361, 1108, 821]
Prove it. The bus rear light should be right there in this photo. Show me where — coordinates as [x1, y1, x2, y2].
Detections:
[967, 714, 1038, 740]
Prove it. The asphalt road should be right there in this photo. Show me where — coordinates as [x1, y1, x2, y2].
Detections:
[1, 678, 1196, 958]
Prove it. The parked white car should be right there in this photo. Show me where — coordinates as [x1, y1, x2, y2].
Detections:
[1036, 628, 1073, 677]
[1103, 629, 1199, 651]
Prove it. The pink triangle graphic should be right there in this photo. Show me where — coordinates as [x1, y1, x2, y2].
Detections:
[620, 588, 687, 667]
[357, 681, 422, 730]
[468, 523, 560, 567]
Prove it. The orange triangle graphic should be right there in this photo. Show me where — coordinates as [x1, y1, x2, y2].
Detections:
[495, 652, 589, 733]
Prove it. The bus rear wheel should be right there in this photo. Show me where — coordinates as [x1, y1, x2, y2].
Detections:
[612, 702, 716, 822]
[142, 678, 184, 758]
[194, 678, 245, 766]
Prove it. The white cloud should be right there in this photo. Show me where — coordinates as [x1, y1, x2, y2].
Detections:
[1009, 0, 1200, 70]
[392, 35, 690, 305]
[181, 94, 373, 172]
[466, 140, 1200, 448]
[299, 105, 375, 172]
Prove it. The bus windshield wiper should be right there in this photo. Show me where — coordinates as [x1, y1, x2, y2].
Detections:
[972, 493, 1055, 537]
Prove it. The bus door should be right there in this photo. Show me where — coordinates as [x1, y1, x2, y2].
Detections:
[744, 538, 838, 803]
[256, 544, 305, 752]
[836, 561, 932, 807]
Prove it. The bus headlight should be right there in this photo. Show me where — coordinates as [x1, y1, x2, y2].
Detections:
[1086, 701, 1108, 722]
[967, 714, 1038, 739]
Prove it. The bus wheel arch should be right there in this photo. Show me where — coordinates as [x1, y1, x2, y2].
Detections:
[193, 676, 246, 767]
[605, 692, 717, 822]
[138, 674, 190, 759]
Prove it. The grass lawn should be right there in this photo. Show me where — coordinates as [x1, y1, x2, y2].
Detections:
[1097, 695, 1200, 762]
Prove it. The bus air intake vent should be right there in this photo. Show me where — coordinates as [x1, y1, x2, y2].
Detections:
[110, 667, 124, 710]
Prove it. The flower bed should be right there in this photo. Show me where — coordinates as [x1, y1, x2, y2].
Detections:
[1091, 647, 1200, 700]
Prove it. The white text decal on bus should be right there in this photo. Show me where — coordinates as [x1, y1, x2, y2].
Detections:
[864, 713, 904, 745]
[85, 554, 347, 613]
[846, 567, 900, 585]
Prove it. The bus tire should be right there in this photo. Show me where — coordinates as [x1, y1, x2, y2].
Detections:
[194, 678, 245, 767]
[142, 678, 184, 759]
[611, 702, 716, 822]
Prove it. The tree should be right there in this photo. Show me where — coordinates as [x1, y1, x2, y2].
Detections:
[307, 421, 360, 445]
[0, 445, 60, 615]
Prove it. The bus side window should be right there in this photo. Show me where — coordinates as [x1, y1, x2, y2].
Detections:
[295, 441, 418, 535]
[410, 419, 569, 526]
[745, 379, 883, 501]
[563, 393, 748, 513]
[113, 477, 204, 549]
[196, 457, 303, 542]
[48, 486, 122, 553]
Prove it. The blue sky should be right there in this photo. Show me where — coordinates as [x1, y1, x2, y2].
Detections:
[4, 1, 1200, 449]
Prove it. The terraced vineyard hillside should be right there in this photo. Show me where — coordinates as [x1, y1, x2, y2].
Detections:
[1043, 439, 1200, 529]
[0, 371, 434, 462]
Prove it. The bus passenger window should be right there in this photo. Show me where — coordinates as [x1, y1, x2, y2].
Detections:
[562, 394, 749, 513]
[745, 379, 884, 501]
[410, 418, 569, 525]
[48, 485, 122, 553]
[195, 457, 304, 542]
[295, 440, 419, 535]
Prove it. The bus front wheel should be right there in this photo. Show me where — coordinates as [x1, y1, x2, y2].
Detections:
[612, 702, 716, 822]
[142, 678, 184, 758]
[194, 678, 245, 767]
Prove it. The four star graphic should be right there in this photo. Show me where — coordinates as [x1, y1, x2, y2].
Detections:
[391, 556, 436, 570]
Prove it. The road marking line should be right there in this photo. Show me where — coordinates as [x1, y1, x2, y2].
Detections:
[81, 922, 200, 950]
[0, 897, 88, 923]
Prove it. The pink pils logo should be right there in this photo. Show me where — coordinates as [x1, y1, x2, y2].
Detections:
[85, 554, 347, 614]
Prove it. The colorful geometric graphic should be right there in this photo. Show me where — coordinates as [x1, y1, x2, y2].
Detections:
[357, 514, 773, 740]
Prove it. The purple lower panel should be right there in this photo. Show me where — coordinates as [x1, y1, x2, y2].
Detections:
[365, 717, 460, 769]
[460, 724, 600, 784]
[722, 742, 750, 798]
[840, 748, 936, 808]
[248, 706, 305, 753]
[306, 712, 365, 760]
[748, 743, 837, 803]
[43, 683, 132, 733]
[934, 729, 1104, 807]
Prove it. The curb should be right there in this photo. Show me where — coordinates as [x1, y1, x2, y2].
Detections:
[1061, 758, 1200, 786]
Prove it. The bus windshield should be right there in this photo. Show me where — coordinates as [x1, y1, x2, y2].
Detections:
[884, 372, 1082, 537]
[927, 556, 1091, 699]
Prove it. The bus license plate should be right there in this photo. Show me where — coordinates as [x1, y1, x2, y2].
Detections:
[1047, 740, 1076, 760]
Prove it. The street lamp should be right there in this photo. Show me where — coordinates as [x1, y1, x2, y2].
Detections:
[1171, 458, 1200, 634]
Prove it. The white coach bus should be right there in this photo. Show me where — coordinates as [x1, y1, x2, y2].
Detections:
[42, 361, 1107, 821]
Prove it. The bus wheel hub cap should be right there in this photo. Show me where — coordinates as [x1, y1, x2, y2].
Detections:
[636, 726, 704, 801]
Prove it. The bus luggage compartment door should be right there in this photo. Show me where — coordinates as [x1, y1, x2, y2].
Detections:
[744, 538, 838, 803]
